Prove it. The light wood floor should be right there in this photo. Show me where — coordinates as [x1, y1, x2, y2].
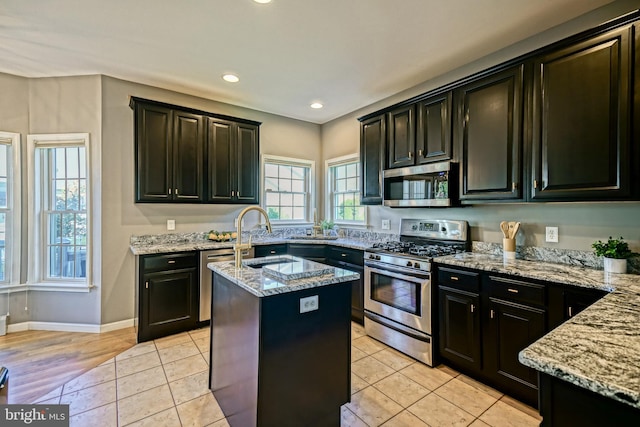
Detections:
[0, 327, 136, 404]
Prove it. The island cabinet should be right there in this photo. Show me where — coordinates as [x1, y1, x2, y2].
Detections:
[531, 24, 634, 201]
[210, 272, 351, 427]
[547, 283, 608, 330]
[435, 265, 548, 407]
[138, 252, 198, 342]
[254, 243, 288, 257]
[455, 65, 525, 202]
[206, 117, 259, 204]
[131, 97, 261, 204]
[133, 101, 205, 202]
[360, 114, 385, 204]
[287, 243, 326, 264]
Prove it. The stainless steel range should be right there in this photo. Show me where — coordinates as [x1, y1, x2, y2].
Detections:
[364, 219, 469, 366]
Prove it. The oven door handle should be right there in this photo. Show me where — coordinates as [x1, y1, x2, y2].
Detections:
[365, 265, 430, 281]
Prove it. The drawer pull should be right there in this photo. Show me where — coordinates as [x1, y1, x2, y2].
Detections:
[490, 309, 495, 319]
[568, 306, 573, 317]
[470, 304, 475, 313]
[341, 253, 347, 257]
[145, 281, 149, 289]
[167, 260, 176, 264]
[450, 276, 459, 281]
[507, 288, 519, 293]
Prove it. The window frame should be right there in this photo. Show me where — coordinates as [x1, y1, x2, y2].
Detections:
[325, 154, 367, 227]
[261, 154, 315, 226]
[27, 133, 93, 292]
[0, 131, 21, 288]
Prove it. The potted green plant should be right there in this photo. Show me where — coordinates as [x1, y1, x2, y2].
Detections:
[592, 236, 637, 274]
[320, 219, 334, 236]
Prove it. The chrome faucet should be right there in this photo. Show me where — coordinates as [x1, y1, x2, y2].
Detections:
[234, 206, 273, 268]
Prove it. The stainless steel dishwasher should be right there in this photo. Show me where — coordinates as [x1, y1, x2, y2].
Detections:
[200, 247, 255, 321]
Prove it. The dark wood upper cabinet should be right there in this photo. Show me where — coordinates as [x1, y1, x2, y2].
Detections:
[360, 114, 385, 205]
[206, 118, 259, 204]
[416, 92, 453, 164]
[456, 65, 525, 202]
[132, 97, 260, 204]
[387, 105, 416, 169]
[531, 25, 633, 201]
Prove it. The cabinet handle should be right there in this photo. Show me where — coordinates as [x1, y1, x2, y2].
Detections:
[270, 250, 276, 254]
[470, 304, 475, 313]
[408, 151, 413, 159]
[450, 276, 459, 281]
[341, 253, 347, 257]
[490, 309, 495, 319]
[145, 281, 149, 289]
[568, 306, 573, 317]
[533, 179, 538, 189]
[507, 288, 519, 293]
[231, 190, 235, 197]
[418, 149, 423, 157]
[175, 188, 178, 195]
[512, 182, 517, 191]
[168, 260, 176, 264]
[168, 188, 172, 195]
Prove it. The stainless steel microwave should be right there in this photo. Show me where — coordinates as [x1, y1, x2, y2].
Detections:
[382, 161, 457, 207]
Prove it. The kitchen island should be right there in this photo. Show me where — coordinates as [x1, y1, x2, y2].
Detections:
[435, 252, 640, 426]
[207, 255, 359, 427]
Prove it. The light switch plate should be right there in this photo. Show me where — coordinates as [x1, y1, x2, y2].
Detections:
[167, 219, 176, 231]
[300, 295, 319, 313]
[545, 226, 558, 243]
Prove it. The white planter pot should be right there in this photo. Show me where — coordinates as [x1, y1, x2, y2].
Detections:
[603, 257, 627, 274]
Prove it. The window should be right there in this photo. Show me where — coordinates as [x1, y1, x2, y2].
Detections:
[28, 133, 91, 288]
[0, 132, 20, 286]
[326, 155, 366, 225]
[262, 155, 314, 223]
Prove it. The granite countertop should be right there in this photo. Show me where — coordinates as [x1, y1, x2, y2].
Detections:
[129, 236, 372, 255]
[435, 252, 640, 410]
[207, 255, 360, 297]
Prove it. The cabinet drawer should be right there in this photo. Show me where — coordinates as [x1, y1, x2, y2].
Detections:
[326, 246, 364, 266]
[438, 267, 480, 293]
[141, 252, 198, 272]
[255, 244, 288, 257]
[486, 275, 545, 307]
[288, 244, 326, 258]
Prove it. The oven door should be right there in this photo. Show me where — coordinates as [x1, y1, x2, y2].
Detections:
[364, 264, 431, 335]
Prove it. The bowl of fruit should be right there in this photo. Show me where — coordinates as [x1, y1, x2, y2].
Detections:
[207, 230, 238, 241]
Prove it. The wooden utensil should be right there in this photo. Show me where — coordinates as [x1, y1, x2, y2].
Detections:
[500, 221, 510, 238]
[508, 221, 520, 239]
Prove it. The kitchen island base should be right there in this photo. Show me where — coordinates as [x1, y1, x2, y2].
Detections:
[539, 373, 640, 426]
[209, 272, 352, 427]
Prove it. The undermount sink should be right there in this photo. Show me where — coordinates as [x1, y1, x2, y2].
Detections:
[244, 255, 334, 282]
[243, 256, 296, 269]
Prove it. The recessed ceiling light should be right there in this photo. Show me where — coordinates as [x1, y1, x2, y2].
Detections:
[254, 0, 272, 3]
[310, 102, 323, 109]
[222, 74, 239, 83]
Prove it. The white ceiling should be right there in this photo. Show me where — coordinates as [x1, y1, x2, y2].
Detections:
[0, 0, 614, 124]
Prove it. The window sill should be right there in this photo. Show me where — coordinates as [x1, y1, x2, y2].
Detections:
[27, 282, 94, 293]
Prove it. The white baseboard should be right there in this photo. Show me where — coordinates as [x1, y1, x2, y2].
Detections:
[5, 318, 135, 334]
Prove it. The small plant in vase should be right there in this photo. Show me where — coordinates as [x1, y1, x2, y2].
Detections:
[320, 220, 334, 236]
[592, 236, 637, 274]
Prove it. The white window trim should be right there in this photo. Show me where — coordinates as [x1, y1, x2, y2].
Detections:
[27, 133, 94, 292]
[261, 154, 316, 226]
[0, 131, 21, 288]
[325, 153, 367, 228]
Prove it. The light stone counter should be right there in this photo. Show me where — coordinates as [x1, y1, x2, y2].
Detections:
[207, 255, 360, 298]
[435, 252, 640, 410]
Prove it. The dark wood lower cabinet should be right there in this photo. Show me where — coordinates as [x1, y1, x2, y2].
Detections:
[539, 373, 640, 426]
[210, 272, 351, 427]
[138, 252, 198, 342]
[438, 287, 481, 371]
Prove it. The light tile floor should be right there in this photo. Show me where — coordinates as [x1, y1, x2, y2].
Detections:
[33, 323, 542, 426]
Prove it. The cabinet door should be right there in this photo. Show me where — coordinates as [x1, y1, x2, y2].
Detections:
[416, 92, 452, 164]
[139, 268, 198, 342]
[563, 286, 607, 321]
[484, 298, 545, 405]
[172, 111, 204, 202]
[531, 25, 632, 200]
[438, 287, 482, 372]
[206, 118, 234, 202]
[235, 123, 259, 204]
[387, 105, 416, 169]
[457, 65, 524, 201]
[254, 244, 288, 257]
[135, 103, 172, 202]
[360, 115, 385, 205]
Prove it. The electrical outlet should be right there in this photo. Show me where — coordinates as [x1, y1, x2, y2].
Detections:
[545, 226, 558, 243]
[300, 295, 319, 313]
[381, 219, 390, 230]
[167, 219, 176, 231]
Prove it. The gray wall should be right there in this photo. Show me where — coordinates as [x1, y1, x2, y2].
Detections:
[100, 76, 322, 324]
[322, 0, 640, 252]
